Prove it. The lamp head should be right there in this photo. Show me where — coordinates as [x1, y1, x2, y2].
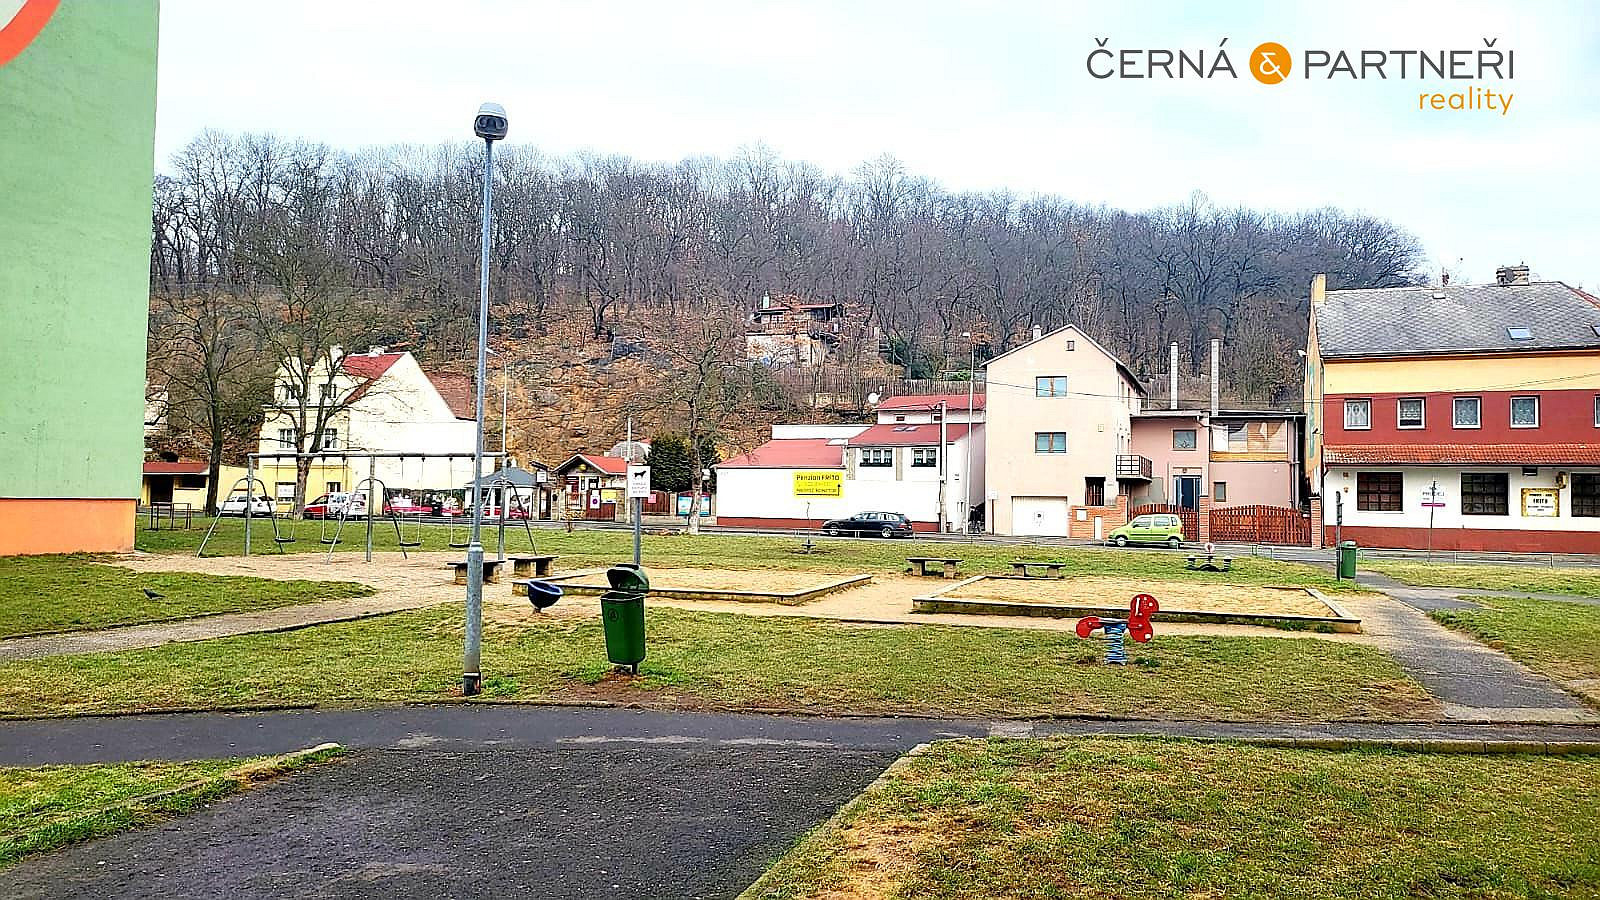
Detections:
[474, 102, 508, 141]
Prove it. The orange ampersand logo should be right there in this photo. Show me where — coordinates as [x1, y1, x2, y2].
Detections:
[1250, 41, 1291, 85]
[0, 0, 61, 69]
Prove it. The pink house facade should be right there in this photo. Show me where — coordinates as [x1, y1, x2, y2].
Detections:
[1128, 409, 1305, 512]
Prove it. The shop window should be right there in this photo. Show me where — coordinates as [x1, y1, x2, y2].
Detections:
[1461, 473, 1508, 516]
[1573, 474, 1600, 518]
[1356, 472, 1403, 511]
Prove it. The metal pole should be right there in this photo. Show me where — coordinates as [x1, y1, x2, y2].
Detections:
[937, 399, 948, 533]
[366, 455, 375, 563]
[463, 136, 493, 697]
[501, 359, 509, 455]
[497, 480, 507, 563]
[963, 339, 976, 534]
[244, 456, 254, 557]
[630, 417, 641, 565]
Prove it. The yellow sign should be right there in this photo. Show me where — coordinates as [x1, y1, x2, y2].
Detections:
[1521, 488, 1559, 518]
[793, 471, 842, 497]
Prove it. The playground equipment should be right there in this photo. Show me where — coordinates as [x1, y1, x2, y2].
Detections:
[197, 475, 297, 555]
[1075, 593, 1159, 665]
[200, 451, 504, 561]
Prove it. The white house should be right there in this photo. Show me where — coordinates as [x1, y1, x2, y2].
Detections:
[255, 347, 482, 502]
[714, 393, 985, 532]
[983, 325, 1147, 536]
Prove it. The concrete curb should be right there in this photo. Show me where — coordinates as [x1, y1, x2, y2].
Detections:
[1180, 736, 1600, 756]
[735, 741, 934, 900]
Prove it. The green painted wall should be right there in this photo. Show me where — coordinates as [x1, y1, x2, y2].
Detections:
[0, 1, 159, 499]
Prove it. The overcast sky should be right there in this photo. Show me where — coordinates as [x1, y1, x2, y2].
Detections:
[155, 0, 1599, 289]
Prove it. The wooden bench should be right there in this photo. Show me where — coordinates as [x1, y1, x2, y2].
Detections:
[510, 554, 559, 577]
[1010, 561, 1067, 578]
[907, 556, 962, 578]
[1185, 554, 1233, 572]
[447, 559, 505, 585]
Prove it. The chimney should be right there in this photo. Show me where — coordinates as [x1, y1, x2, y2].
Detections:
[760, 293, 771, 309]
[1031, 324, 1043, 342]
[1169, 342, 1179, 411]
[1209, 339, 1220, 417]
[367, 346, 386, 356]
[1309, 274, 1326, 307]
[1495, 264, 1530, 286]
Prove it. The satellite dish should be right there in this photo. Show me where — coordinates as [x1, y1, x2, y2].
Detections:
[866, 392, 880, 406]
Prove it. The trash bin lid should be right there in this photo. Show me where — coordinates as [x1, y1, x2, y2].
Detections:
[1339, 540, 1358, 548]
[606, 563, 650, 591]
[599, 588, 645, 602]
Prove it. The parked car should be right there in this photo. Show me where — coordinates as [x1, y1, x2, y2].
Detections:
[303, 491, 383, 519]
[1106, 514, 1186, 548]
[217, 493, 275, 517]
[821, 511, 914, 538]
[385, 496, 431, 516]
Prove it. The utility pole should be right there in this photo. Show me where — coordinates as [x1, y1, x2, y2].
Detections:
[937, 399, 948, 533]
[629, 416, 641, 565]
[463, 101, 507, 697]
[962, 333, 976, 534]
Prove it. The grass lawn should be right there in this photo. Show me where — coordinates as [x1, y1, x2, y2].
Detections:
[0, 606, 1433, 721]
[1367, 560, 1600, 598]
[140, 519, 1361, 592]
[0, 748, 344, 868]
[0, 556, 373, 639]
[742, 737, 1600, 900]
[1431, 596, 1600, 693]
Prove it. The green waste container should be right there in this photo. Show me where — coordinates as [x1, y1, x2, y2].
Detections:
[1337, 541, 1358, 580]
[601, 564, 648, 672]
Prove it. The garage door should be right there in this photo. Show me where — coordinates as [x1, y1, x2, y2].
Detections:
[1012, 496, 1070, 536]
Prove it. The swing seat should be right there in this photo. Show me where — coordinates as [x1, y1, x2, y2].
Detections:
[397, 539, 423, 548]
[274, 535, 297, 544]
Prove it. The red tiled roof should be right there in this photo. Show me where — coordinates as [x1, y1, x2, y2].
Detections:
[426, 372, 475, 420]
[143, 461, 209, 475]
[556, 453, 630, 475]
[717, 439, 845, 469]
[1325, 443, 1600, 466]
[340, 352, 404, 380]
[876, 393, 986, 411]
[851, 423, 973, 446]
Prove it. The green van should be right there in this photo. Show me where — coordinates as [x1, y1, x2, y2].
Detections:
[1106, 513, 1185, 548]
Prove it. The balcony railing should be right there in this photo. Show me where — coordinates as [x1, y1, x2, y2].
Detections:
[1115, 453, 1153, 481]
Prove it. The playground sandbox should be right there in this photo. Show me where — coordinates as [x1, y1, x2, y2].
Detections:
[542, 567, 873, 605]
[913, 575, 1361, 632]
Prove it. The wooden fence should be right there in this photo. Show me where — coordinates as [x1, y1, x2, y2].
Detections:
[1209, 504, 1311, 545]
[1130, 504, 1198, 541]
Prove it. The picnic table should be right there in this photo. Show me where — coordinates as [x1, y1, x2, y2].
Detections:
[907, 556, 962, 578]
[510, 554, 559, 578]
[1010, 561, 1067, 578]
[447, 559, 505, 585]
[1185, 554, 1233, 572]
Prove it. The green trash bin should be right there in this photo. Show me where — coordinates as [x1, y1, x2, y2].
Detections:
[1337, 541, 1358, 580]
[601, 564, 648, 672]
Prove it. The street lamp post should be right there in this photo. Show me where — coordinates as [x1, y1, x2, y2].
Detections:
[463, 101, 508, 697]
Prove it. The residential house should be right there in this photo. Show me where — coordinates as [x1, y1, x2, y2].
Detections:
[255, 347, 480, 507]
[139, 459, 247, 511]
[1129, 408, 1306, 543]
[745, 293, 848, 366]
[983, 325, 1146, 536]
[1305, 267, 1600, 552]
[714, 393, 985, 532]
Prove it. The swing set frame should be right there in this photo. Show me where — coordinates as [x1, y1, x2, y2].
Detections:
[197, 451, 508, 561]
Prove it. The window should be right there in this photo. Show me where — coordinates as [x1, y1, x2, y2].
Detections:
[859, 448, 892, 467]
[1213, 481, 1227, 502]
[277, 428, 296, 450]
[1397, 397, 1425, 429]
[1594, 395, 1600, 428]
[1453, 396, 1481, 428]
[1085, 477, 1105, 507]
[894, 415, 906, 422]
[1035, 376, 1069, 398]
[1034, 432, 1067, 453]
[1172, 429, 1197, 450]
[1574, 474, 1600, 518]
[1510, 396, 1540, 428]
[1344, 399, 1371, 430]
[279, 382, 300, 403]
[1507, 326, 1532, 340]
[326, 481, 342, 494]
[911, 448, 937, 468]
[1461, 473, 1509, 516]
[1356, 472, 1403, 511]
[322, 428, 339, 450]
[1065, 340, 1076, 351]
